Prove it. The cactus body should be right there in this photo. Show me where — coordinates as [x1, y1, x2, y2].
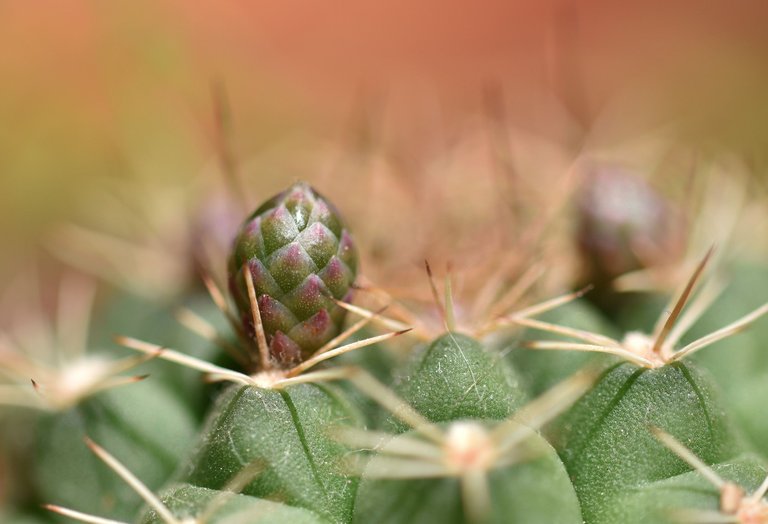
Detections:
[93, 293, 229, 415]
[605, 454, 768, 524]
[685, 264, 768, 458]
[606, 455, 768, 524]
[353, 424, 583, 524]
[182, 383, 362, 523]
[550, 362, 741, 523]
[512, 300, 619, 395]
[140, 484, 328, 524]
[35, 381, 196, 521]
[228, 183, 358, 367]
[393, 333, 527, 427]
[1, 513, 50, 524]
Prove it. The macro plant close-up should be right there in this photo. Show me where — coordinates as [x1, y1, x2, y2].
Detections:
[3, 2, 768, 524]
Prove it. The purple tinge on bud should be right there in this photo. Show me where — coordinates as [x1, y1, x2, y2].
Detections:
[228, 182, 358, 368]
[576, 166, 685, 283]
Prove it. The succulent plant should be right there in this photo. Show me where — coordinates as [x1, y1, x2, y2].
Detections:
[391, 332, 527, 426]
[515, 249, 768, 523]
[4, 178, 768, 524]
[182, 382, 362, 523]
[340, 357, 595, 524]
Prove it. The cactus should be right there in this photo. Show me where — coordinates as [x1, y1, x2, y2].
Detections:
[391, 332, 528, 426]
[3, 178, 768, 524]
[515, 248, 768, 522]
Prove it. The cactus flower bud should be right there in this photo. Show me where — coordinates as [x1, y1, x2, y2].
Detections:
[576, 165, 684, 285]
[228, 182, 358, 368]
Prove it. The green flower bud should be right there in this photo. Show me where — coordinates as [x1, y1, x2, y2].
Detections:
[228, 183, 358, 368]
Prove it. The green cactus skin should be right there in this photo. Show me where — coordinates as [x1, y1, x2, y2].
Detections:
[684, 264, 768, 459]
[0, 513, 51, 524]
[334, 337, 398, 428]
[140, 484, 329, 524]
[728, 375, 768, 462]
[510, 300, 619, 396]
[182, 383, 363, 524]
[549, 361, 742, 523]
[392, 333, 527, 427]
[613, 292, 670, 334]
[35, 381, 196, 522]
[228, 183, 358, 368]
[604, 454, 768, 524]
[611, 263, 768, 460]
[352, 423, 583, 524]
[93, 292, 232, 417]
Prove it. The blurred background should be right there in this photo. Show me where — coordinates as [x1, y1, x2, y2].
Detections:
[3, 0, 768, 283]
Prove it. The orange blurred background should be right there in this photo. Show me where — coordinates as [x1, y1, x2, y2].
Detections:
[2, 0, 768, 282]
